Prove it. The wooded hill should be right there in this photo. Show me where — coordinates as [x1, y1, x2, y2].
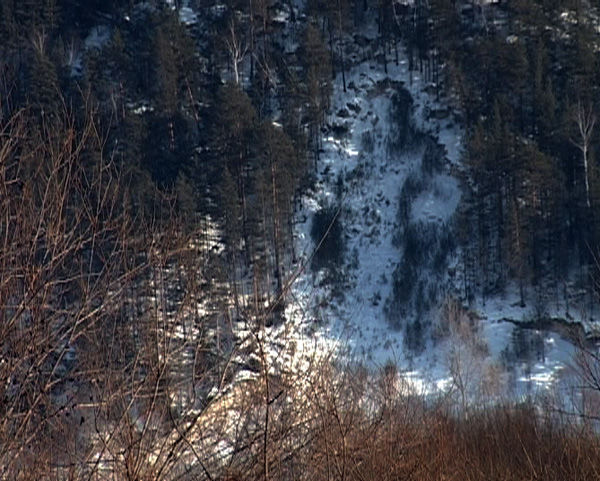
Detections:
[4, 0, 600, 479]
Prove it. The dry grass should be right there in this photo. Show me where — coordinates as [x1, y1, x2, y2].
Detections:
[216, 362, 600, 481]
[296, 397, 600, 481]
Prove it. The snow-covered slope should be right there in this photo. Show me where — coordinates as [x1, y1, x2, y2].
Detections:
[281, 21, 582, 401]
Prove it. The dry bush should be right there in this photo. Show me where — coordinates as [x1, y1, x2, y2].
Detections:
[0, 108, 231, 480]
[218, 354, 600, 481]
[2, 109, 599, 481]
[0, 109, 140, 478]
[292, 380, 600, 481]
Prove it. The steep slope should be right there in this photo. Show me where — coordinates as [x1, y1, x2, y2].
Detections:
[283, 16, 581, 400]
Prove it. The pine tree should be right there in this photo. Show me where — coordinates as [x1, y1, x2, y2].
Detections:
[299, 24, 331, 165]
[28, 49, 61, 119]
[212, 83, 258, 264]
[154, 26, 179, 117]
[255, 122, 303, 294]
[0, 2, 18, 50]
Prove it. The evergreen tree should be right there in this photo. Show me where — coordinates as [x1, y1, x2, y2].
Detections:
[299, 24, 331, 165]
[212, 83, 258, 263]
[28, 49, 61, 118]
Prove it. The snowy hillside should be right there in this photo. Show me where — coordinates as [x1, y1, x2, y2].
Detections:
[278, 17, 589, 401]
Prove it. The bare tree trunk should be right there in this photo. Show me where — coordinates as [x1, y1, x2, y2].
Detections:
[337, 0, 347, 92]
[226, 19, 248, 85]
[249, 0, 255, 81]
[271, 157, 283, 295]
[572, 101, 596, 209]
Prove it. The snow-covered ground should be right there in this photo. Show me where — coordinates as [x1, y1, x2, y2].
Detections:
[133, 0, 595, 407]
[278, 19, 587, 402]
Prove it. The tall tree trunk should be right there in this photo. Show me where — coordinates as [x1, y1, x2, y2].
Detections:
[336, 0, 346, 91]
[572, 101, 595, 209]
[271, 159, 283, 295]
[249, 0, 255, 81]
[328, 20, 336, 80]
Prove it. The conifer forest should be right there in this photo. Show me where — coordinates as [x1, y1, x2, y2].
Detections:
[4, 1, 600, 479]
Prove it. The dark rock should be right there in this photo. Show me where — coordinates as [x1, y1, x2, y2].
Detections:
[354, 34, 372, 48]
[330, 122, 349, 138]
[347, 102, 361, 114]
[429, 107, 451, 120]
